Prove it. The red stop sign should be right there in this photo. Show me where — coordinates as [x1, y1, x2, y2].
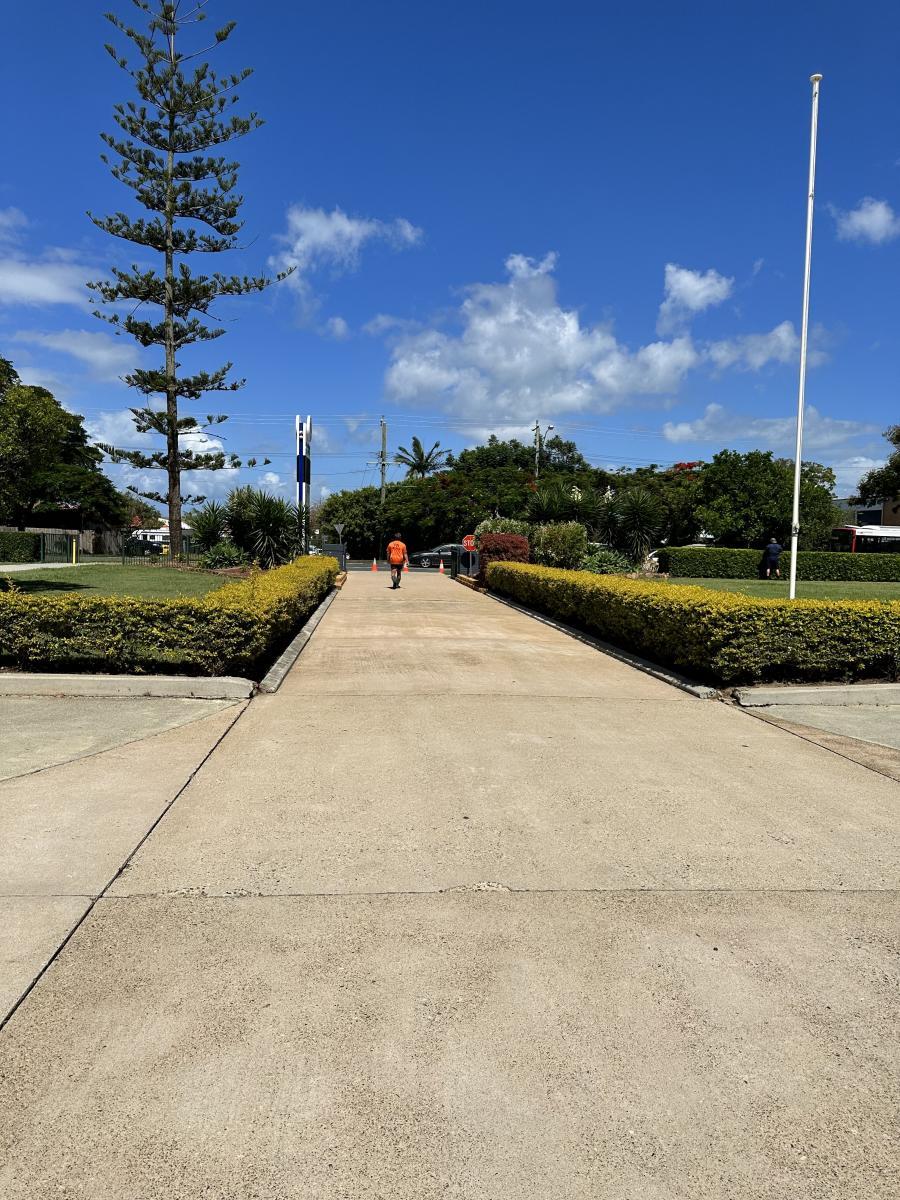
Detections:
[462, 534, 476, 552]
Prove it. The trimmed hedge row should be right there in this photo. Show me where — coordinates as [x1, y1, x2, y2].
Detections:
[486, 561, 900, 685]
[0, 556, 338, 676]
[662, 545, 900, 582]
[0, 531, 40, 564]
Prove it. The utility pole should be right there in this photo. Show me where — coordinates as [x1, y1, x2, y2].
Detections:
[366, 416, 389, 562]
[380, 416, 387, 504]
[366, 416, 389, 502]
[532, 419, 554, 481]
[788, 73, 823, 601]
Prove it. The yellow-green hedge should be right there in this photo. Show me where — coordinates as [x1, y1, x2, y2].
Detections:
[487, 561, 900, 685]
[0, 556, 338, 676]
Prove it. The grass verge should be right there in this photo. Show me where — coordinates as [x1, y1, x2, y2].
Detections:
[670, 578, 900, 602]
[1, 565, 226, 599]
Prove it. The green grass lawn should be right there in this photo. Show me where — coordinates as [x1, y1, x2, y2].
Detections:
[1, 564, 226, 599]
[669, 577, 900, 601]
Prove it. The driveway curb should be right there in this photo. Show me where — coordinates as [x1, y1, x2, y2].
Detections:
[0, 674, 254, 700]
[257, 586, 340, 693]
[735, 683, 900, 707]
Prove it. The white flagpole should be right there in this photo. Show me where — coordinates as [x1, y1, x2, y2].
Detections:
[789, 73, 822, 600]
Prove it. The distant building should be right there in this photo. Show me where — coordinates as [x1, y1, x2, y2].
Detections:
[130, 518, 192, 546]
[836, 497, 900, 527]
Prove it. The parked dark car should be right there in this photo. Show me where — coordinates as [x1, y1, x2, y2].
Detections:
[408, 543, 467, 568]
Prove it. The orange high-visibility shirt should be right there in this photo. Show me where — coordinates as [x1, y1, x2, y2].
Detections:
[387, 540, 407, 565]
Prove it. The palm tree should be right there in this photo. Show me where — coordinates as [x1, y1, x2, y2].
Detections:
[394, 436, 449, 478]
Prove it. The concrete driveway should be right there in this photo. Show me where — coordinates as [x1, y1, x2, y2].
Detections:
[0, 696, 244, 1022]
[1, 571, 897, 1199]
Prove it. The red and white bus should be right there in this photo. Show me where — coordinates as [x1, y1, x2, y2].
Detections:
[830, 524, 900, 553]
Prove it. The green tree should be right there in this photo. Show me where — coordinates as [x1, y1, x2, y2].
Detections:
[0, 383, 128, 528]
[0, 356, 19, 394]
[90, 0, 288, 555]
[855, 426, 900, 508]
[695, 449, 838, 549]
[448, 435, 534, 473]
[612, 462, 702, 546]
[542, 434, 591, 472]
[318, 485, 386, 558]
[394, 436, 449, 478]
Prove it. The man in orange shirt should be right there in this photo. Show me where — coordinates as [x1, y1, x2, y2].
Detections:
[387, 532, 408, 589]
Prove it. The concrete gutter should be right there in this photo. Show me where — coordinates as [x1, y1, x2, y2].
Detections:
[483, 589, 718, 700]
[735, 683, 900, 707]
[257, 586, 339, 694]
[0, 674, 254, 700]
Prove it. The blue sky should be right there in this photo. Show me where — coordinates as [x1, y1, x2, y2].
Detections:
[2, 0, 899, 506]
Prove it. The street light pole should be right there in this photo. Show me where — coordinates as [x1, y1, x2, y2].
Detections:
[788, 73, 822, 600]
[532, 420, 554, 480]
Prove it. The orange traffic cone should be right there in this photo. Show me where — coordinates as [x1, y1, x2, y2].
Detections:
[371, 557, 378, 571]
[438, 558, 445, 574]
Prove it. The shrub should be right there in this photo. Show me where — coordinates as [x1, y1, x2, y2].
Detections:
[486, 561, 900, 685]
[664, 546, 900, 582]
[198, 541, 248, 569]
[477, 533, 529, 583]
[0, 555, 337, 677]
[532, 522, 588, 569]
[474, 517, 531, 545]
[190, 501, 229, 552]
[581, 546, 633, 575]
[0, 531, 40, 563]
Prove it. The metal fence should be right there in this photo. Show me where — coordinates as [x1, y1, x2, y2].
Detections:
[119, 532, 198, 566]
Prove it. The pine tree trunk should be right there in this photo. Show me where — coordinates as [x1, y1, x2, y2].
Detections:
[164, 20, 182, 559]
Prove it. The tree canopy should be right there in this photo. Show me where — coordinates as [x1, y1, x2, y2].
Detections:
[91, 1, 285, 554]
[695, 450, 839, 549]
[0, 367, 130, 529]
[855, 426, 900, 509]
[316, 434, 840, 557]
[394, 436, 449, 478]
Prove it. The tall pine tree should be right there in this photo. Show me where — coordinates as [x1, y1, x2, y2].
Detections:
[90, 0, 287, 555]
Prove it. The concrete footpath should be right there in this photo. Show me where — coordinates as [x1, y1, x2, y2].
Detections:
[1, 572, 898, 1198]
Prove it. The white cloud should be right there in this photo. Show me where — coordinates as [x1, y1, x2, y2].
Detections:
[0, 207, 28, 243]
[384, 253, 701, 423]
[657, 263, 733, 333]
[705, 320, 801, 371]
[833, 197, 900, 244]
[259, 470, 288, 492]
[110, 462, 239, 504]
[85, 409, 153, 448]
[0, 257, 87, 306]
[662, 403, 877, 454]
[323, 315, 350, 340]
[363, 313, 422, 336]
[705, 321, 830, 371]
[830, 455, 885, 496]
[14, 328, 135, 381]
[85, 411, 228, 457]
[270, 205, 422, 322]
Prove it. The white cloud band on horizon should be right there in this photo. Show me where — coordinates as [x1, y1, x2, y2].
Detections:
[662, 402, 877, 454]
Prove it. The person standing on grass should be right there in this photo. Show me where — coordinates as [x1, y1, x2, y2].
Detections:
[387, 532, 408, 589]
[763, 537, 783, 579]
